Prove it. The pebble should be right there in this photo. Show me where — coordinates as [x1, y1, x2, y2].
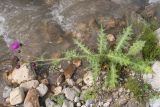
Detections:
[36, 83, 48, 97]
[62, 100, 74, 107]
[10, 87, 25, 105]
[74, 96, 80, 102]
[63, 88, 77, 101]
[24, 88, 40, 107]
[3, 86, 13, 98]
[85, 100, 94, 106]
[45, 98, 55, 107]
[20, 80, 39, 91]
[53, 86, 62, 95]
[83, 72, 93, 86]
[66, 78, 75, 86]
[77, 102, 81, 107]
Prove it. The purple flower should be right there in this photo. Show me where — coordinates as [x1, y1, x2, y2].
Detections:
[10, 40, 20, 51]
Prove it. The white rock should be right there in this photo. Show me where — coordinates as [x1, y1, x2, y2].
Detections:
[143, 61, 160, 91]
[3, 86, 13, 98]
[74, 96, 80, 102]
[36, 83, 48, 97]
[66, 79, 75, 86]
[11, 64, 36, 84]
[62, 100, 74, 107]
[20, 80, 39, 91]
[149, 0, 160, 3]
[77, 102, 81, 107]
[54, 86, 62, 95]
[10, 87, 25, 105]
[45, 98, 55, 107]
[83, 72, 93, 86]
[63, 88, 77, 101]
[147, 97, 160, 107]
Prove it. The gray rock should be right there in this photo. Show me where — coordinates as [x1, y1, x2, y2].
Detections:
[10, 87, 25, 105]
[143, 61, 160, 91]
[74, 96, 80, 102]
[36, 83, 48, 97]
[20, 80, 39, 92]
[45, 98, 55, 107]
[149, 0, 160, 3]
[3, 86, 13, 98]
[62, 100, 74, 107]
[63, 88, 77, 101]
[85, 100, 94, 106]
[147, 97, 160, 107]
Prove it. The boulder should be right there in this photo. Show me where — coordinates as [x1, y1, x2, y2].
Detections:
[10, 87, 25, 105]
[24, 88, 40, 107]
[20, 80, 39, 91]
[11, 64, 36, 84]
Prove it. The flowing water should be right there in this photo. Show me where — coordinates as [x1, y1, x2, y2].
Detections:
[0, 0, 150, 105]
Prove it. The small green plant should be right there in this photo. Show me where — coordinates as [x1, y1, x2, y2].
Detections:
[83, 88, 97, 101]
[50, 94, 65, 106]
[65, 25, 152, 89]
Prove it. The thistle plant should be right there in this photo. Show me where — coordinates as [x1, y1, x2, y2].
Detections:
[64, 25, 152, 89]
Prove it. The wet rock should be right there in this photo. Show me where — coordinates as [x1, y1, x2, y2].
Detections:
[3, 86, 13, 98]
[143, 61, 160, 91]
[83, 72, 93, 86]
[20, 80, 39, 91]
[24, 88, 40, 107]
[45, 98, 55, 107]
[10, 87, 25, 105]
[10, 63, 36, 84]
[63, 88, 77, 101]
[64, 63, 76, 79]
[36, 83, 48, 97]
[53, 86, 62, 95]
[66, 78, 75, 86]
[62, 100, 74, 107]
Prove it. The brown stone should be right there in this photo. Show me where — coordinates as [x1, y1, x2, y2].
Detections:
[24, 88, 40, 107]
[72, 59, 81, 68]
[64, 63, 76, 79]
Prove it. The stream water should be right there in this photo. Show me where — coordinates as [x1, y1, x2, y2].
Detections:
[0, 0, 153, 105]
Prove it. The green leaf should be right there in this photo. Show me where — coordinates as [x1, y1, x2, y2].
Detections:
[115, 26, 133, 52]
[107, 51, 130, 66]
[64, 50, 79, 59]
[98, 25, 108, 54]
[74, 39, 92, 55]
[128, 40, 145, 56]
[106, 63, 118, 88]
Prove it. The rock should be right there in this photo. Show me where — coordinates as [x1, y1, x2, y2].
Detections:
[5, 97, 10, 104]
[81, 105, 87, 107]
[45, 98, 55, 107]
[107, 34, 115, 42]
[53, 86, 62, 95]
[73, 86, 81, 93]
[64, 63, 76, 79]
[62, 100, 74, 107]
[63, 88, 77, 101]
[74, 96, 80, 102]
[3, 86, 13, 98]
[10, 63, 36, 84]
[85, 100, 94, 106]
[66, 78, 75, 86]
[147, 97, 160, 107]
[103, 99, 112, 107]
[143, 61, 160, 91]
[20, 80, 39, 91]
[40, 79, 49, 85]
[24, 88, 40, 107]
[76, 78, 83, 84]
[72, 59, 81, 68]
[77, 102, 81, 106]
[83, 72, 93, 86]
[149, 0, 160, 3]
[10, 87, 25, 105]
[36, 83, 48, 97]
[98, 102, 104, 106]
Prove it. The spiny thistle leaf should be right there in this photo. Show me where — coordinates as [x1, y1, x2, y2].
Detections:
[115, 26, 133, 52]
[74, 39, 92, 55]
[107, 51, 130, 66]
[106, 63, 118, 88]
[130, 61, 152, 73]
[128, 40, 145, 56]
[98, 26, 108, 54]
[64, 50, 79, 59]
